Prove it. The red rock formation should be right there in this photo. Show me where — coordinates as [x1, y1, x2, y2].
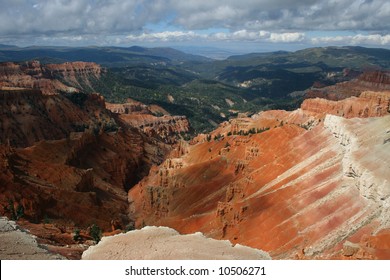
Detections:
[106, 99, 169, 116]
[0, 87, 111, 147]
[107, 100, 190, 144]
[194, 90, 388, 142]
[0, 124, 170, 231]
[306, 71, 390, 100]
[129, 91, 390, 259]
[118, 114, 190, 144]
[0, 61, 179, 252]
[0, 61, 103, 94]
[301, 91, 390, 118]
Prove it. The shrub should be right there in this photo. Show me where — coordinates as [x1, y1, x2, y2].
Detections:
[7, 200, 24, 221]
[16, 205, 24, 220]
[89, 224, 102, 243]
[124, 223, 135, 232]
[7, 200, 16, 220]
[73, 229, 81, 242]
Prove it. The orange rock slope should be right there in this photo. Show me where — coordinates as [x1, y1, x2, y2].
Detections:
[129, 90, 390, 259]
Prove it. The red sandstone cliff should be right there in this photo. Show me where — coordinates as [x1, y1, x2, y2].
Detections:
[129, 91, 390, 259]
[306, 71, 390, 100]
[0, 61, 103, 94]
[0, 88, 110, 147]
[107, 100, 190, 144]
[2, 59, 390, 260]
[0, 61, 182, 247]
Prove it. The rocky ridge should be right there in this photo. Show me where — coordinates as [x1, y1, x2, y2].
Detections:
[129, 90, 390, 259]
[0, 61, 102, 95]
[107, 100, 190, 144]
[306, 71, 390, 100]
[0, 61, 190, 258]
[1, 61, 389, 260]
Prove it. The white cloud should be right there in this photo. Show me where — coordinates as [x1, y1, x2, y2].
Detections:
[126, 31, 204, 42]
[125, 30, 305, 43]
[311, 34, 390, 45]
[269, 33, 305, 43]
[0, 0, 389, 48]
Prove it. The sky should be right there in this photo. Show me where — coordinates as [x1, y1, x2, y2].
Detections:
[0, 0, 389, 54]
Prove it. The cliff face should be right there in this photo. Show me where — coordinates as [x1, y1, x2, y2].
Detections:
[129, 91, 390, 259]
[0, 88, 110, 147]
[107, 100, 191, 144]
[0, 127, 169, 230]
[301, 91, 390, 118]
[106, 99, 169, 116]
[0, 61, 177, 237]
[306, 71, 390, 100]
[197, 90, 389, 141]
[118, 114, 190, 144]
[0, 61, 103, 94]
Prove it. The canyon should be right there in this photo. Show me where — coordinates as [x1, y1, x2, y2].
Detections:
[1, 61, 389, 259]
[129, 88, 390, 259]
[0, 61, 190, 258]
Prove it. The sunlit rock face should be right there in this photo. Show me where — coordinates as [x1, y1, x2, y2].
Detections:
[0, 61, 103, 95]
[305, 71, 390, 100]
[129, 91, 390, 259]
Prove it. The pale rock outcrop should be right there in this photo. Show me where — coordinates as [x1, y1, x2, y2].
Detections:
[0, 217, 65, 260]
[82, 226, 271, 260]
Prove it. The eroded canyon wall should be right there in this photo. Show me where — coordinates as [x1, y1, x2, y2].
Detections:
[129, 91, 390, 259]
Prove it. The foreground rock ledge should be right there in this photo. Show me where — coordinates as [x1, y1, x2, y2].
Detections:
[82, 226, 271, 260]
[0, 217, 65, 260]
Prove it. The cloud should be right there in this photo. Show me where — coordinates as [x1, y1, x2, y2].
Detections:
[0, 0, 168, 36]
[126, 31, 203, 42]
[311, 34, 390, 45]
[1, 0, 389, 36]
[269, 33, 305, 43]
[125, 30, 305, 43]
[168, 0, 390, 32]
[0, 0, 388, 48]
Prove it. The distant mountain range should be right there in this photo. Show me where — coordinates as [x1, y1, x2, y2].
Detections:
[1, 45, 389, 133]
[1, 45, 389, 69]
[0, 45, 212, 66]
